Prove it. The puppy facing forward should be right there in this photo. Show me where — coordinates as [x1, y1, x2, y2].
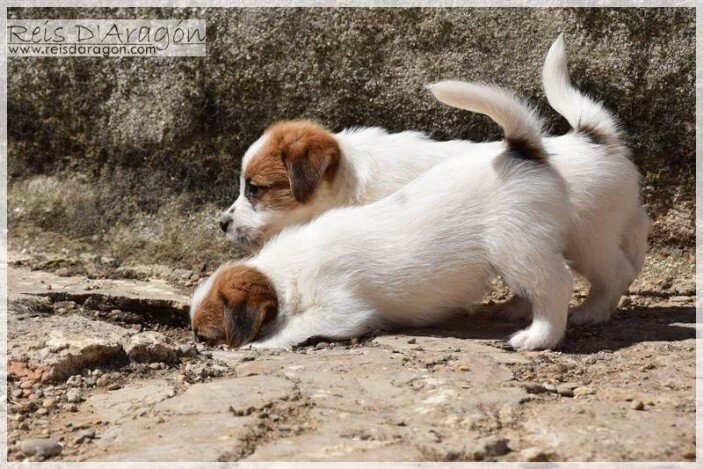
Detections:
[220, 34, 648, 326]
[192, 82, 572, 351]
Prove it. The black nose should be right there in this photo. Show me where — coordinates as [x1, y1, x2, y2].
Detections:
[219, 219, 231, 233]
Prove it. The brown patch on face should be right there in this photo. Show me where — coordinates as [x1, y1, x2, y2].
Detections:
[191, 265, 278, 348]
[244, 119, 341, 207]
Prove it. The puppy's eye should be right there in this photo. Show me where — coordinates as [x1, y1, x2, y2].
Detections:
[245, 180, 266, 199]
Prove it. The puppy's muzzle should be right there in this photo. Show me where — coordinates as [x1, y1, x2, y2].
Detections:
[219, 211, 233, 233]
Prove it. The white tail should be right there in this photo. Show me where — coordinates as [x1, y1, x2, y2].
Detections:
[542, 33, 620, 144]
[428, 81, 547, 162]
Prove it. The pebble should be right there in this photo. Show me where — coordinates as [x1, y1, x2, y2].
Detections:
[19, 438, 62, 458]
[19, 380, 34, 390]
[178, 344, 196, 356]
[73, 428, 96, 444]
[64, 404, 78, 412]
[107, 383, 122, 391]
[541, 382, 557, 393]
[573, 386, 595, 397]
[66, 375, 82, 387]
[96, 376, 110, 387]
[42, 398, 58, 409]
[84, 377, 96, 387]
[631, 400, 645, 411]
[523, 383, 548, 394]
[66, 389, 82, 404]
[476, 436, 510, 458]
[556, 385, 575, 397]
[407, 338, 417, 344]
[36, 408, 49, 416]
[521, 446, 553, 462]
[315, 341, 330, 350]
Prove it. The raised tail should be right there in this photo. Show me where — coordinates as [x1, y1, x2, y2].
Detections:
[428, 81, 547, 162]
[542, 33, 621, 145]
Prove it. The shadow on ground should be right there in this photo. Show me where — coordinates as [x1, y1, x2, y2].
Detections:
[391, 305, 695, 354]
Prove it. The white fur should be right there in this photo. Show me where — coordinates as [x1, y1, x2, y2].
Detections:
[204, 83, 572, 351]
[225, 35, 649, 322]
[220, 34, 649, 324]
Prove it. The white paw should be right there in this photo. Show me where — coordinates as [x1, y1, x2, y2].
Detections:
[568, 304, 612, 325]
[508, 322, 564, 350]
[492, 296, 533, 321]
[247, 340, 288, 350]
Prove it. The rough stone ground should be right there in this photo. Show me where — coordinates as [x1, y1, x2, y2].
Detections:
[6, 250, 696, 462]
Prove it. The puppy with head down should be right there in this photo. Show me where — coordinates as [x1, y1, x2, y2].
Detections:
[192, 82, 572, 351]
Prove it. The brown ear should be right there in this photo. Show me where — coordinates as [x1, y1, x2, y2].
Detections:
[280, 129, 340, 203]
[216, 265, 278, 348]
[223, 298, 275, 348]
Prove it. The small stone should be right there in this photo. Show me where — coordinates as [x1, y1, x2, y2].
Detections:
[36, 408, 49, 416]
[65, 389, 82, 403]
[315, 341, 329, 350]
[19, 438, 62, 457]
[123, 332, 178, 364]
[407, 338, 417, 344]
[96, 376, 110, 387]
[20, 380, 34, 389]
[66, 375, 82, 387]
[631, 400, 645, 411]
[84, 377, 96, 387]
[42, 398, 58, 409]
[556, 386, 574, 397]
[64, 404, 78, 412]
[573, 386, 595, 397]
[541, 382, 557, 393]
[521, 446, 553, 462]
[458, 365, 470, 372]
[73, 428, 96, 444]
[178, 344, 195, 356]
[474, 436, 510, 459]
[107, 383, 121, 391]
[523, 383, 548, 394]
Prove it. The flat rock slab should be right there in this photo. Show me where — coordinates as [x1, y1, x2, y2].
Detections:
[8, 313, 130, 382]
[9, 266, 190, 325]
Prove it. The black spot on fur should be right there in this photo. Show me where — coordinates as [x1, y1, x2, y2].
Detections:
[506, 137, 546, 163]
[579, 124, 608, 145]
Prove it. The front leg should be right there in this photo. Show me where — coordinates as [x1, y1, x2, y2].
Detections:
[248, 305, 380, 349]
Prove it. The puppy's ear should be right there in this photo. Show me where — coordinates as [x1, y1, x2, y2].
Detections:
[280, 128, 340, 203]
[223, 298, 276, 348]
[216, 266, 278, 348]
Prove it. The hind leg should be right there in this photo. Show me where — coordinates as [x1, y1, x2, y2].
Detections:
[494, 250, 572, 350]
[569, 246, 635, 324]
[491, 294, 533, 321]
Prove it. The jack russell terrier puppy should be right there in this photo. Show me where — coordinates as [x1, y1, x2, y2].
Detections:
[192, 82, 572, 351]
[218, 34, 648, 324]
